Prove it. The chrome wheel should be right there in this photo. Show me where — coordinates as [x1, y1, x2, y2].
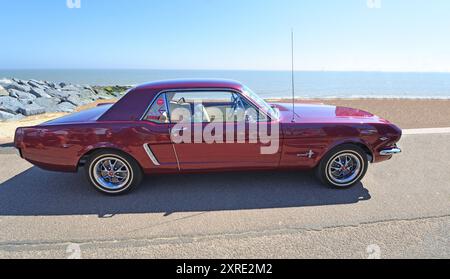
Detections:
[327, 152, 362, 186]
[92, 156, 132, 191]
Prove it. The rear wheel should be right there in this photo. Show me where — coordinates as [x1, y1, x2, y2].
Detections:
[316, 144, 368, 188]
[85, 150, 143, 195]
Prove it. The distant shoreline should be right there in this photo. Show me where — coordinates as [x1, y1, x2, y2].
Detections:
[3, 77, 450, 101]
[2, 70, 450, 99]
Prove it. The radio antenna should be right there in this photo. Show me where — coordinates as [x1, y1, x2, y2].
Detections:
[291, 29, 296, 123]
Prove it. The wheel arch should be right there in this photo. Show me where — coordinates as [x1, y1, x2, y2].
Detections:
[77, 146, 143, 170]
[321, 139, 374, 164]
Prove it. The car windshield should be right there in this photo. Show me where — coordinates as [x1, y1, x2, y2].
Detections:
[243, 86, 279, 120]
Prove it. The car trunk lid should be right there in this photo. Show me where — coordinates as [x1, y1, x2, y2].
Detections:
[42, 104, 113, 125]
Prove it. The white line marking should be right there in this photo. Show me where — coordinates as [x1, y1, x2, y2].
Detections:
[403, 127, 450, 135]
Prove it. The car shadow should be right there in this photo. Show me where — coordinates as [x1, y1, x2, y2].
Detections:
[0, 142, 13, 148]
[0, 167, 371, 217]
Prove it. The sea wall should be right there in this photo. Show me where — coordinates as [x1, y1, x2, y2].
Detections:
[0, 78, 130, 121]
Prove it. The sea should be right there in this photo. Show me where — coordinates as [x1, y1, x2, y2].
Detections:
[1, 69, 450, 99]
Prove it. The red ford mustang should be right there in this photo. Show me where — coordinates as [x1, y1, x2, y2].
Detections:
[14, 79, 402, 195]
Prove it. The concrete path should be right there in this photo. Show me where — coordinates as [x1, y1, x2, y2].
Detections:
[0, 132, 449, 258]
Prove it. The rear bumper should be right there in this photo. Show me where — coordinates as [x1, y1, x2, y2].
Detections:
[25, 158, 78, 172]
[380, 147, 402, 156]
[16, 147, 23, 158]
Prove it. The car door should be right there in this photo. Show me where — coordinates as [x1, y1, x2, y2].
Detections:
[140, 93, 179, 172]
[166, 90, 281, 171]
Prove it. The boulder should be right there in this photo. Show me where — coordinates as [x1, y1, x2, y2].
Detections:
[0, 110, 24, 122]
[44, 88, 60, 98]
[9, 89, 36, 101]
[0, 110, 14, 121]
[0, 78, 13, 86]
[45, 81, 58, 89]
[13, 78, 27, 86]
[57, 102, 76, 112]
[18, 103, 45, 116]
[67, 95, 90, 106]
[34, 97, 61, 113]
[97, 94, 114, 100]
[61, 85, 81, 91]
[28, 80, 46, 88]
[2, 79, 128, 117]
[18, 99, 34, 105]
[82, 90, 100, 101]
[111, 91, 123, 98]
[31, 79, 46, 85]
[66, 90, 81, 96]
[0, 96, 26, 114]
[0, 85, 8, 96]
[45, 89, 70, 101]
[93, 87, 107, 96]
[30, 87, 52, 98]
[6, 83, 31, 92]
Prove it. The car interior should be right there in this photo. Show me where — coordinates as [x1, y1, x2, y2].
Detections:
[144, 91, 266, 124]
[167, 91, 263, 123]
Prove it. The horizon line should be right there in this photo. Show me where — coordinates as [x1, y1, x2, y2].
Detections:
[1, 68, 450, 74]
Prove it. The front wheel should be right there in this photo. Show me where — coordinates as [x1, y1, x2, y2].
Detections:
[316, 144, 368, 188]
[85, 150, 143, 195]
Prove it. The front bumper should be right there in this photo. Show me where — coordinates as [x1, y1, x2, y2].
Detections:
[380, 147, 402, 156]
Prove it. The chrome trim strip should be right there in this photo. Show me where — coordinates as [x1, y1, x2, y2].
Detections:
[163, 92, 171, 123]
[297, 150, 315, 159]
[380, 148, 402, 156]
[143, 144, 161, 166]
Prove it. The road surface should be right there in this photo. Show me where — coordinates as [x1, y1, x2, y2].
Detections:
[0, 133, 449, 258]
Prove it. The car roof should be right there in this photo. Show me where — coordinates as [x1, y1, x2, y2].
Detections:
[134, 78, 244, 91]
[99, 79, 245, 122]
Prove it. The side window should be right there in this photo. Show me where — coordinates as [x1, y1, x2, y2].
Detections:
[166, 91, 268, 123]
[143, 94, 170, 124]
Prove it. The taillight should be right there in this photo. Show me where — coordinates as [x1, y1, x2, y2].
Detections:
[14, 128, 24, 148]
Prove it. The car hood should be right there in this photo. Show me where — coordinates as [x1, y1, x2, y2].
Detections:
[271, 102, 390, 124]
[42, 104, 114, 125]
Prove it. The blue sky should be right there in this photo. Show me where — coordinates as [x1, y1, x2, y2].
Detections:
[1, 0, 449, 72]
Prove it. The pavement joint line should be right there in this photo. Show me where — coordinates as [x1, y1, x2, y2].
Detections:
[1, 214, 449, 250]
[403, 127, 450, 135]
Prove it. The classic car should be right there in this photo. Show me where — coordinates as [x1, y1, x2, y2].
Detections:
[14, 79, 402, 195]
